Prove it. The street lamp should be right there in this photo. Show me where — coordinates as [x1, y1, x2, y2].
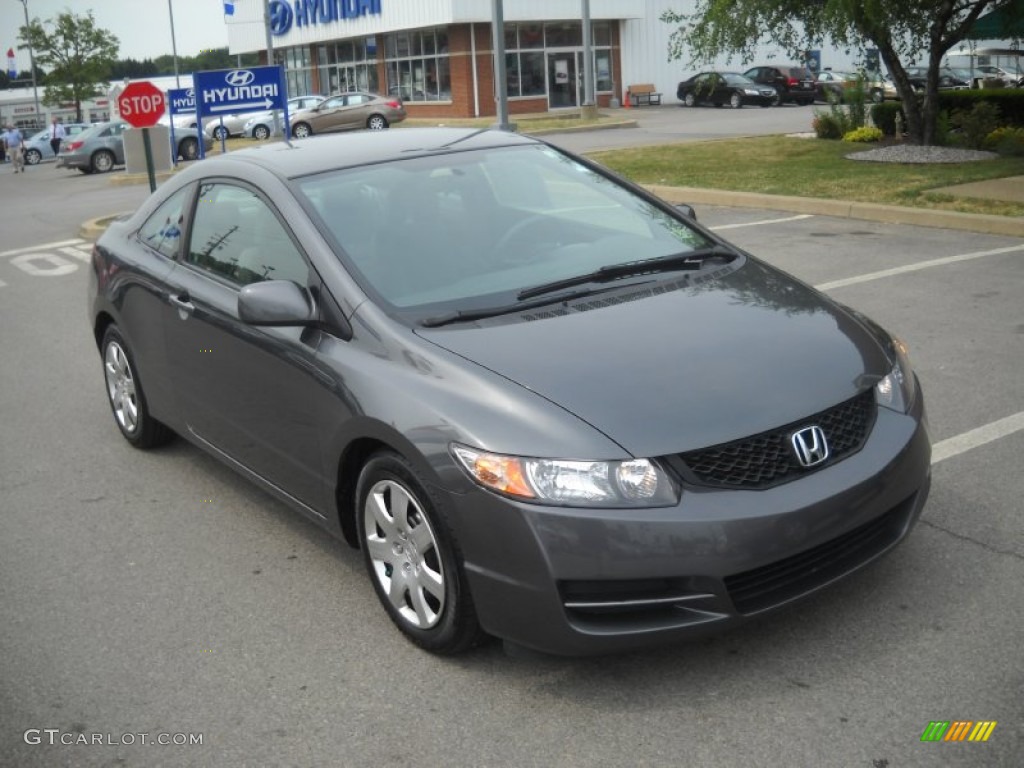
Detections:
[16, 0, 42, 124]
[167, 0, 181, 88]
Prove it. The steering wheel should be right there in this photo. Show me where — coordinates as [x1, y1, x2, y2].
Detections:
[492, 214, 551, 262]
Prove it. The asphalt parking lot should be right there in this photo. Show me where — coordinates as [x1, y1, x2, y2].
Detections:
[0, 162, 1022, 766]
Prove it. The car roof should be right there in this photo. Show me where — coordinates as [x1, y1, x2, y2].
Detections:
[184, 127, 541, 180]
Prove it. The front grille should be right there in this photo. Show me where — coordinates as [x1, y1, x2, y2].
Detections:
[677, 389, 876, 489]
[724, 495, 915, 614]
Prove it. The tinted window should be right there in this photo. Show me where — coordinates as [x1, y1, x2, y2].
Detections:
[187, 183, 310, 287]
[138, 186, 191, 259]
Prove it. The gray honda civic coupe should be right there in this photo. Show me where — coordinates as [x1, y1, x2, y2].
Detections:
[88, 128, 930, 656]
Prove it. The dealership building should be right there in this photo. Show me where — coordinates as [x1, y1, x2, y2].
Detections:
[224, 0, 848, 116]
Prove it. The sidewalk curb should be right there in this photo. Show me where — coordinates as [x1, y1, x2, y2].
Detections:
[80, 213, 131, 241]
[645, 185, 1024, 238]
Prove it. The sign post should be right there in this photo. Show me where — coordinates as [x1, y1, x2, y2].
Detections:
[194, 65, 289, 158]
[167, 87, 197, 167]
[117, 81, 167, 192]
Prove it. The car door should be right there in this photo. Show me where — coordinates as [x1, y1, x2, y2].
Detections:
[161, 179, 332, 511]
[308, 95, 347, 133]
[106, 122, 127, 163]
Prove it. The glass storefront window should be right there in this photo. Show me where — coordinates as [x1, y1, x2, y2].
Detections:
[545, 22, 582, 47]
[384, 27, 451, 102]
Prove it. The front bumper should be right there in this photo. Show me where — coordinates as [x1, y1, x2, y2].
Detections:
[444, 394, 930, 656]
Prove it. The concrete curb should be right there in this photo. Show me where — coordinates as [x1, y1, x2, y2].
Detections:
[80, 213, 132, 241]
[645, 185, 1024, 238]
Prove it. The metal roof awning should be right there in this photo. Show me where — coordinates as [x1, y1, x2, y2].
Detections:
[966, 0, 1024, 40]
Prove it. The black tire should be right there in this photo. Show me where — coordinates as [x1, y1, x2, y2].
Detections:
[355, 451, 481, 654]
[178, 137, 198, 161]
[92, 149, 115, 173]
[683, 92, 696, 107]
[292, 122, 312, 138]
[253, 124, 270, 140]
[100, 325, 173, 449]
[25, 148, 42, 166]
[212, 125, 229, 141]
[870, 89, 884, 104]
[729, 92, 743, 109]
[771, 91, 782, 107]
[78, 167, 93, 175]
[366, 114, 388, 130]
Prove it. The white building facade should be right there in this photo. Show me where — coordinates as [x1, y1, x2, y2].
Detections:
[223, 0, 866, 116]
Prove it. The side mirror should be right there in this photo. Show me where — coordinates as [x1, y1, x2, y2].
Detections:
[675, 203, 698, 221]
[238, 280, 315, 326]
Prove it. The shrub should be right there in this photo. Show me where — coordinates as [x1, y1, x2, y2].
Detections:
[937, 89, 1024, 127]
[949, 101, 1002, 149]
[871, 102, 904, 136]
[984, 126, 1024, 156]
[812, 112, 843, 139]
[843, 126, 883, 142]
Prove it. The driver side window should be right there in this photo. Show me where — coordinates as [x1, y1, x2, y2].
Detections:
[186, 183, 311, 287]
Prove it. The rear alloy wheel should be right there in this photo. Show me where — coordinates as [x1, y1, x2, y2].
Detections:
[253, 124, 270, 140]
[25, 148, 42, 165]
[683, 92, 696, 107]
[366, 114, 388, 130]
[101, 326, 173, 448]
[729, 92, 743, 109]
[91, 150, 115, 173]
[356, 452, 481, 654]
[292, 122, 312, 138]
[178, 137, 198, 161]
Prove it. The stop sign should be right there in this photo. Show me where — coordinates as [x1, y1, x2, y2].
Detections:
[118, 81, 166, 128]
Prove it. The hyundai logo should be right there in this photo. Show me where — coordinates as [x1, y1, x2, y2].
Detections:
[269, 0, 293, 35]
[226, 70, 255, 87]
[791, 426, 830, 468]
[186, 88, 194, 98]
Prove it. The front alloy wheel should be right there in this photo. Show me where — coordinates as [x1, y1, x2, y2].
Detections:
[101, 326, 172, 448]
[356, 452, 480, 654]
[683, 92, 696, 107]
[253, 124, 270, 140]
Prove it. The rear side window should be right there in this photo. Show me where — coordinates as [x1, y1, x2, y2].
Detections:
[138, 186, 191, 260]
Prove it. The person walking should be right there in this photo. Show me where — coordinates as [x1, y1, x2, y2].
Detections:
[49, 116, 66, 158]
[2, 124, 25, 173]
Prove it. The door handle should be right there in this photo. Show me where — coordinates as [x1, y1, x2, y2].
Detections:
[170, 293, 194, 315]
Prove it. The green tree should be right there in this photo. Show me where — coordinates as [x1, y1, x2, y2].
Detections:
[661, 1, 1012, 145]
[18, 10, 119, 122]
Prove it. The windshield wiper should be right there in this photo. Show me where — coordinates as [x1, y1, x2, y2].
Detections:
[420, 285, 640, 328]
[516, 245, 736, 301]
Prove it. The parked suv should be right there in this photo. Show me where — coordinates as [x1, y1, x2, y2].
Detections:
[743, 64, 816, 105]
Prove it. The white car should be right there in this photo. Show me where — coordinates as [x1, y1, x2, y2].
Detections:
[243, 95, 325, 139]
[203, 113, 250, 140]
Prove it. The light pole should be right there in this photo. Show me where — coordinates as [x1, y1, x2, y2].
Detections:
[16, 0, 42, 124]
[167, 0, 180, 88]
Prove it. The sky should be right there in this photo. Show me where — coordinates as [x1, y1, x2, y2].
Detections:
[8, 0, 233, 69]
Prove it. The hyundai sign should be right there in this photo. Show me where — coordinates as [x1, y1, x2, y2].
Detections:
[168, 87, 196, 116]
[194, 65, 289, 157]
[269, 0, 382, 36]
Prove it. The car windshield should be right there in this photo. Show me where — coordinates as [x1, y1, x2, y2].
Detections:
[722, 73, 755, 86]
[296, 144, 714, 313]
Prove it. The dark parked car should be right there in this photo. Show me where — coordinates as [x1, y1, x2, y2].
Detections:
[903, 66, 971, 92]
[677, 72, 777, 108]
[57, 120, 211, 174]
[743, 64, 817, 105]
[290, 91, 406, 138]
[88, 128, 930, 656]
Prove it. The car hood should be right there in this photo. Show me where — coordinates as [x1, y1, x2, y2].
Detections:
[415, 260, 891, 457]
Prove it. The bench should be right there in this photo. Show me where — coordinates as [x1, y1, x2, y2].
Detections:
[628, 84, 662, 106]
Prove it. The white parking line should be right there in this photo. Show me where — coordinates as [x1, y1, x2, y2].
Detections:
[711, 214, 813, 231]
[0, 238, 88, 258]
[815, 244, 1024, 291]
[932, 411, 1024, 465]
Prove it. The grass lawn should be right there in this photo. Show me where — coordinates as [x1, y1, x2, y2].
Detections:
[592, 136, 1024, 217]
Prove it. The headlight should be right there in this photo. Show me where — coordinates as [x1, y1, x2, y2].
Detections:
[451, 445, 680, 508]
[875, 336, 917, 413]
